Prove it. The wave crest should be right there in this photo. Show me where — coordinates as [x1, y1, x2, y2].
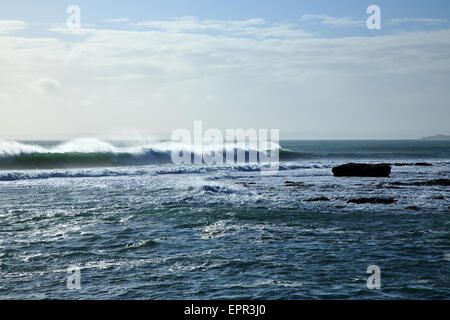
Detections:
[0, 138, 288, 170]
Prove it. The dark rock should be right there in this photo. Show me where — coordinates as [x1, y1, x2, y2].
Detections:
[332, 163, 391, 177]
[236, 182, 256, 187]
[348, 197, 396, 204]
[391, 179, 450, 187]
[284, 181, 305, 187]
[376, 182, 401, 189]
[404, 206, 420, 211]
[389, 162, 431, 167]
[305, 197, 330, 202]
[432, 196, 445, 200]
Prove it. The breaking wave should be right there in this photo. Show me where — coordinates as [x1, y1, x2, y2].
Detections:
[0, 169, 149, 181]
[0, 138, 290, 170]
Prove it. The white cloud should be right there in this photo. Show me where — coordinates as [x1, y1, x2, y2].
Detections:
[30, 78, 62, 94]
[0, 20, 27, 35]
[131, 17, 311, 38]
[300, 14, 362, 26]
[133, 17, 266, 32]
[180, 94, 192, 103]
[0, 92, 10, 100]
[389, 18, 448, 25]
[105, 17, 129, 23]
[236, 22, 312, 39]
[46, 26, 450, 78]
[1, 17, 450, 138]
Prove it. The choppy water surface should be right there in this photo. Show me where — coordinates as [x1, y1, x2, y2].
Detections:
[0, 140, 449, 299]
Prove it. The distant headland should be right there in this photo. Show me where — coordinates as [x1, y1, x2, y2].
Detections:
[421, 134, 450, 140]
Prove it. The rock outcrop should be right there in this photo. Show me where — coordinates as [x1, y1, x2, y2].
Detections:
[332, 163, 391, 177]
[391, 179, 450, 187]
[304, 197, 330, 202]
[414, 162, 432, 166]
[348, 198, 396, 204]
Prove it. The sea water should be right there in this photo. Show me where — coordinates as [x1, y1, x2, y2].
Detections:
[0, 139, 448, 299]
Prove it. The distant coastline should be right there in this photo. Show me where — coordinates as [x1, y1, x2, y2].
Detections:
[421, 134, 450, 140]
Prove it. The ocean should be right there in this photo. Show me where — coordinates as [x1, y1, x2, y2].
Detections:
[0, 139, 449, 299]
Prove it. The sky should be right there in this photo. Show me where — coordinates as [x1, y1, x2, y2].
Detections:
[0, 0, 449, 139]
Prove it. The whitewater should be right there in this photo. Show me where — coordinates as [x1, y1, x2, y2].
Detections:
[0, 139, 449, 299]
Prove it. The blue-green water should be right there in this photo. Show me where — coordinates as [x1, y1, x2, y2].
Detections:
[0, 140, 449, 299]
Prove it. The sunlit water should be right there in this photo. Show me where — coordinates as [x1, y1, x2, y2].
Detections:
[0, 140, 449, 299]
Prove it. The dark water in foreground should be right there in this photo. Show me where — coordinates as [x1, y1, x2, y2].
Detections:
[0, 140, 449, 299]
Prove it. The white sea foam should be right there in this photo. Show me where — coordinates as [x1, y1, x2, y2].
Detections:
[0, 138, 279, 157]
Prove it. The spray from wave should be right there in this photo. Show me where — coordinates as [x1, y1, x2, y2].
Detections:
[0, 138, 171, 169]
[0, 138, 294, 170]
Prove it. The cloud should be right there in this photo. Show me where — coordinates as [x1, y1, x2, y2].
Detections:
[389, 18, 448, 25]
[300, 14, 362, 26]
[0, 92, 10, 100]
[30, 78, 62, 94]
[1, 17, 450, 138]
[131, 16, 310, 38]
[105, 17, 129, 23]
[235, 22, 312, 38]
[133, 16, 266, 32]
[47, 25, 450, 77]
[0, 20, 27, 35]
